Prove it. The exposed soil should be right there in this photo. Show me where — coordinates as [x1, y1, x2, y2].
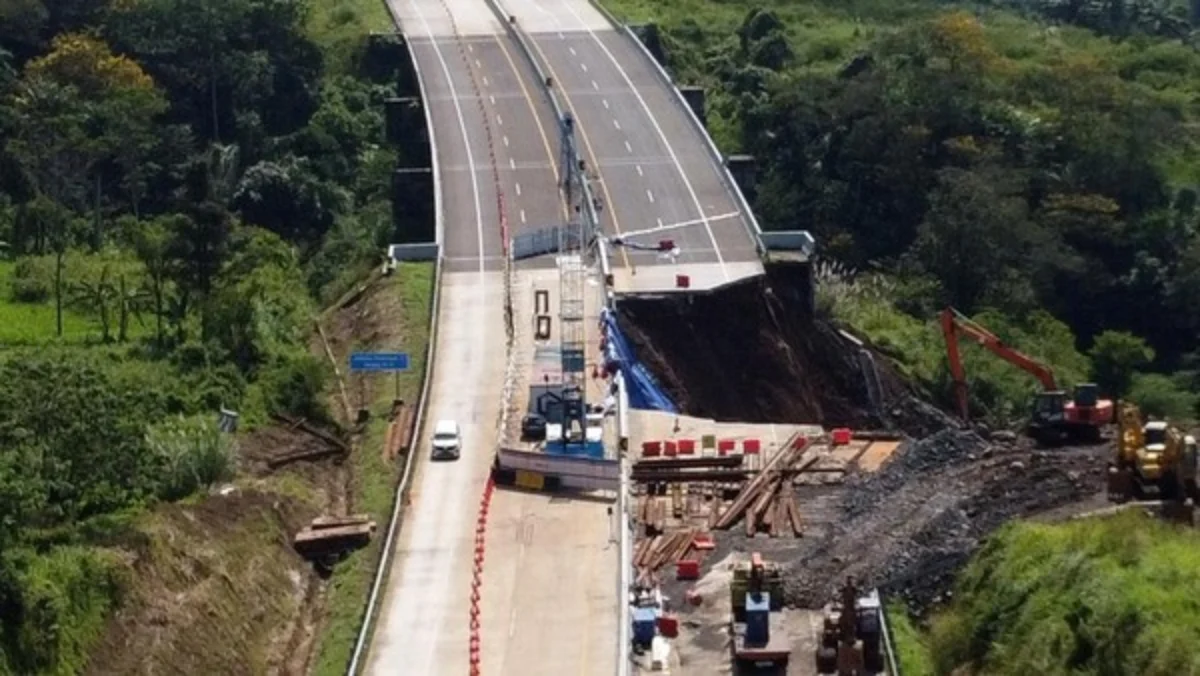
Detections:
[615, 261, 948, 437]
[623, 260, 1114, 636]
[85, 489, 321, 676]
[87, 272, 415, 675]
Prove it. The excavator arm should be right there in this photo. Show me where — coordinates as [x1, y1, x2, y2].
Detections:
[940, 308, 1059, 420]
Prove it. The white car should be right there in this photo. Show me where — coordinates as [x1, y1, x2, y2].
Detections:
[430, 419, 461, 460]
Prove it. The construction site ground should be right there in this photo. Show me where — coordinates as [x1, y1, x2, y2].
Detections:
[84, 267, 433, 675]
[616, 262, 1115, 674]
[502, 260, 614, 451]
[481, 261, 621, 675]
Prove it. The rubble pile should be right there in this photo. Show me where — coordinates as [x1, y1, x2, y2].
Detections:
[783, 433, 1107, 611]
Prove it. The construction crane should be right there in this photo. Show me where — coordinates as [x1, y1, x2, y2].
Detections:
[939, 307, 1114, 445]
[1107, 400, 1198, 505]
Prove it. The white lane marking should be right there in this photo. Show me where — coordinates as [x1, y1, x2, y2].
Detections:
[516, 183, 522, 196]
[581, 63, 588, 72]
[602, 99, 610, 109]
[520, 209, 527, 223]
[510, 158, 516, 169]
[558, 0, 729, 280]
[657, 217, 664, 228]
[503, 135, 510, 147]
[475, 59, 481, 67]
[407, 0, 484, 272]
[591, 80, 599, 90]
[646, 189, 655, 203]
[570, 47, 577, 56]
[636, 165, 643, 177]
[489, 94, 496, 105]
[624, 140, 632, 153]
[619, 210, 743, 239]
[558, 31, 564, 39]
[468, 44, 474, 52]
[497, 114, 503, 125]
[482, 76, 489, 86]
[613, 119, 621, 130]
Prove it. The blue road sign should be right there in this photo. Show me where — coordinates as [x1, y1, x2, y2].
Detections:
[349, 352, 410, 372]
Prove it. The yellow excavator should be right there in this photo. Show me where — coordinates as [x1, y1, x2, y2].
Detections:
[1106, 401, 1198, 503]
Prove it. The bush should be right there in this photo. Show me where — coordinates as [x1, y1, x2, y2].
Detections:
[1128, 372, 1198, 422]
[929, 512, 1200, 675]
[0, 547, 124, 675]
[145, 415, 237, 501]
[9, 255, 53, 303]
[246, 353, 331, 424]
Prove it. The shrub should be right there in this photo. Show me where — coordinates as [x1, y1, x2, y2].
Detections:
[145, 415, 237, 501]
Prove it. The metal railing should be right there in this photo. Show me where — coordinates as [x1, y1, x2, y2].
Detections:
[584, 0, 766, 259]
[345, 14, 447, 675]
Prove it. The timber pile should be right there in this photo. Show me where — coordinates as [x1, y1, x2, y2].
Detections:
[633, 529, 712, 584]
[293, 514, 376, 560]
[382, 404, 416, 461]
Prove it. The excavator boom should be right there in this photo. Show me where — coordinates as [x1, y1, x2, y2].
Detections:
[940, 308, 1059, 419]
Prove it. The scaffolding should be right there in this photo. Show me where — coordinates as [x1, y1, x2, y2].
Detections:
[558, 114, 588, 438]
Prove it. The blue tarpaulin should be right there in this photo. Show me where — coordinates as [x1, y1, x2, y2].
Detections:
[600, 308, 678, 413]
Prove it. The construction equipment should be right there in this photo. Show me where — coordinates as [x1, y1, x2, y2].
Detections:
[1107, 400, 1198, 506]
[815, 577, 886, 675]
[731, 553, 790, 668]
[940, 307, 1114, 445]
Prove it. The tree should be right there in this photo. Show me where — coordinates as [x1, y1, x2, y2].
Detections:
[130, 214, 186, 347]
[232, 154, 346, 247]
[1089, 331, 1154, 397]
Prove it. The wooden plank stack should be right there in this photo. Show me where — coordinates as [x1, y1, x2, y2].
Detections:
[293, 514, 376, 560]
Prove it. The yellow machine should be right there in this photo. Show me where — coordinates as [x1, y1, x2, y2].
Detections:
[1107, 401, 1198, 503]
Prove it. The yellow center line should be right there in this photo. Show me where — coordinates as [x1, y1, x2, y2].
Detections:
[521, 33, 634, 271]
[491, 35, 570, 221]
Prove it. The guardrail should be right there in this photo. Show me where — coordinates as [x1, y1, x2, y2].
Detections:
[878, 592, 903, 676]
[346, 17, 446, 675]
[584, 0, 766, 259]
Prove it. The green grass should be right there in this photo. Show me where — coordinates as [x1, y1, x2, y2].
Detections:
[928, 511, 1200, 676]
[886, 601, 935, 676]
[305, 0, 395, 74]
[0, 261, 127, 346]
[310, 262, 435, 676]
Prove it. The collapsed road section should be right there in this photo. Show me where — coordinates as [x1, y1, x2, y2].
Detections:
[608, 258, 1112, 673]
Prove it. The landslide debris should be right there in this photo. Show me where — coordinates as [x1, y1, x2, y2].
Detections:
[784, 431, 1109, 611]
[615, 261, 946, 436]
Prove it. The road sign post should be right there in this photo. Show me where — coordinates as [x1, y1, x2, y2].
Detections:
[349, 352, 411, 405]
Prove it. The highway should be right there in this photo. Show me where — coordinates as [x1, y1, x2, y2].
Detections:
[502, 0, 763, 290]
[364, 0, 618, 672]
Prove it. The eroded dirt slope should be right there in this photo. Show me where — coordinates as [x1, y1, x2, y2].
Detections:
[616, 261, 944, 435]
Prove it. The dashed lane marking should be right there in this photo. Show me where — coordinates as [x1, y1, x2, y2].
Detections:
[646, 189, 655, 203]
[482, 76, 489, 86]
[636, 165, 643, 176]
[510, 158, 516, 169]
[624, 140, 632, 153]
[569, 47, 577, 56]
[489, 94, 496, 104]
[516, 183, 522, 196]
[602, 99, 609, 109]
[581, 63, 588, 72]
[503, 135, 510, 147]
[520, 209, 527, 223]
[591, 80, 599, 90]
[613, 119, 621, 130]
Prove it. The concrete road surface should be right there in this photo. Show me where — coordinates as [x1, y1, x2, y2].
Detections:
[502, 0, 763, 289]
[367, 0, 566, 674]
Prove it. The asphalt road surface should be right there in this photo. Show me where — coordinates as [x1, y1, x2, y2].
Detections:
[504, 0, 763, 287]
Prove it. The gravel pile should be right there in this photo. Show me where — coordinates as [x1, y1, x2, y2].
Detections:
[779, 431, 1106, 611]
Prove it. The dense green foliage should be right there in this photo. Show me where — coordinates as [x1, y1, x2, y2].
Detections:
[0, 0, 407, 670]
[928, 512, 1200, 675]
[607, 0, 1200, 422]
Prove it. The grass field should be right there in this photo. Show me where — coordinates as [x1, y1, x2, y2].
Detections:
[306, 0, 396, 74]
[0, 261, 145, 346]
[310, 262, 436, 675]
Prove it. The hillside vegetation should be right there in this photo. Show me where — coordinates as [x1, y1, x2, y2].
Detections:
[925, 512, 1200, 675]
[604, 0, 1200, 426]
[0, 0, 425, 672]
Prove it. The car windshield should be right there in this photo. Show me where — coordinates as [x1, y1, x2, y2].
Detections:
[434, 432, 456, 441]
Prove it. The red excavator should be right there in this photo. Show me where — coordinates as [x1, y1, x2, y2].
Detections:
[940, 307, 1114, 445]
